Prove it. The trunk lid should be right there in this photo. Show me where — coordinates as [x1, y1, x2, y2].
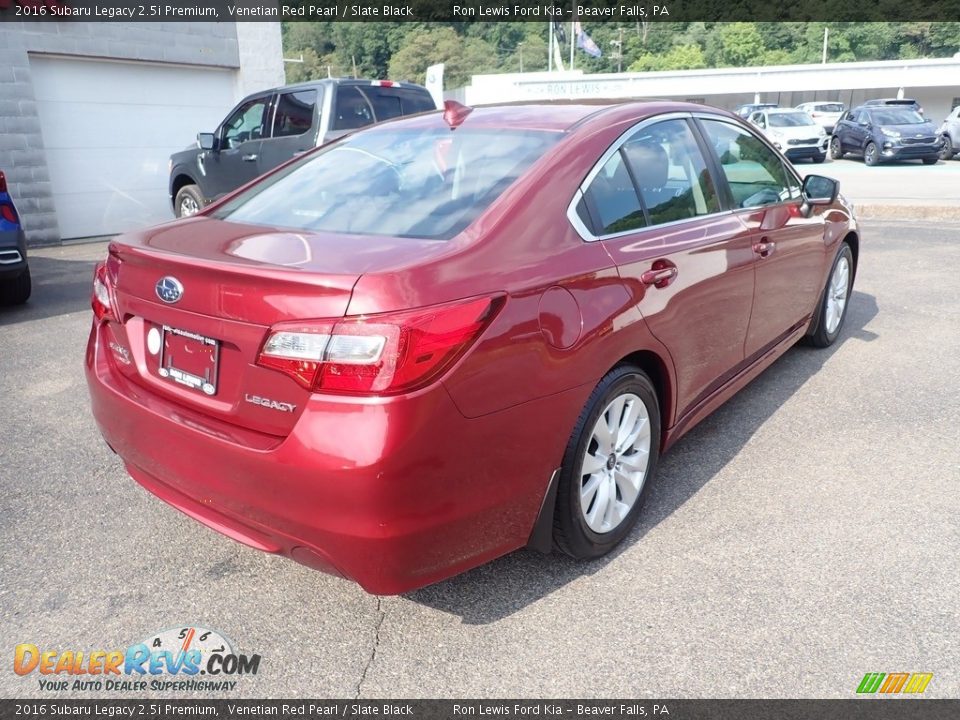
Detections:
[104, 216, 449, 436]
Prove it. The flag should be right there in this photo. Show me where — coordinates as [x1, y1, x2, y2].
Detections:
[574, 22, 602, 58]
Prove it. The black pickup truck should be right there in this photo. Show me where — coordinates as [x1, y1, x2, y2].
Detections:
[169, 78, 437, 218]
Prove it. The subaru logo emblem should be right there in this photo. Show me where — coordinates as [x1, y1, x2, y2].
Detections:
[155, 276, 183, 304]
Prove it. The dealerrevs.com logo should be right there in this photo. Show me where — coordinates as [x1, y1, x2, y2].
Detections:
[14, 626, 261, 693]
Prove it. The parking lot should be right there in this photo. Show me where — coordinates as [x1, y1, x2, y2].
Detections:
[1, 212, 958, 698]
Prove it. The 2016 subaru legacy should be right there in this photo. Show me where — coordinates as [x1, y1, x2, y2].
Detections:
[86, 101, 860, 594]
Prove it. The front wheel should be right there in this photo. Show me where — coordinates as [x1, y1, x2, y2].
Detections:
[807, 243, 854, 348]
[863, 142, 880, 166]
[829, 136, 844, 160]
[174, 184, 204, 218]
[922, 157, 939, 165]
[553, 366, 660, 559]
[813, 151, 826, 164]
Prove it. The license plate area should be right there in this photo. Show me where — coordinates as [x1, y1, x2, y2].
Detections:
[158, 324, 220, 396]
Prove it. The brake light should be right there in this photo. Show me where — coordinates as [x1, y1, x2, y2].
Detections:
[371, 80, 398, 87]
[91, 262, 115, 322]
[257, 296, 503, 395]
[0, 203, 16, 224]
[0, 171, 7, 193]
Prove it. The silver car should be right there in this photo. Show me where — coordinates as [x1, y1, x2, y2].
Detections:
[796, 102, 845, 134]
[939, 106, 960, 160]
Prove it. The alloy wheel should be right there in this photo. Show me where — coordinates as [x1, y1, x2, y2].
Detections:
[824, 255, 850, 335]
[580, 392, 651, 534]
[179, 195, 200, 217]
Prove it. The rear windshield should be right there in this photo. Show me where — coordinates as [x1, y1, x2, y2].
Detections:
[768, 112, 815, 127]
[333, 86, 437, 130]
[814, 103, 844, 112]
[869, 109, 924, 125]
[212, 127, 560, 240]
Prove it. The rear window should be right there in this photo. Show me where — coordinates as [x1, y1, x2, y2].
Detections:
[212, 127, 559, 240]
[814, 103, 844, 112]
[332, 85, 437, 130]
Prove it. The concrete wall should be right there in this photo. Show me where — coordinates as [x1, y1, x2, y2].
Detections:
[0, 22, 284, 245]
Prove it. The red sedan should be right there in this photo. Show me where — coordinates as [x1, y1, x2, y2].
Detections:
[86, 101, 859, 594]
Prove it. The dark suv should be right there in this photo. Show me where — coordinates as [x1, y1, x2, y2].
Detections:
[0, 170, 30, 306]
[169, 79, 437, 217]
[830, 105, 943, 166]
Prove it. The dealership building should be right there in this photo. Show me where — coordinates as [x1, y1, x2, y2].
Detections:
[460, 56, 960, 129]
[0, 21, 284, 245]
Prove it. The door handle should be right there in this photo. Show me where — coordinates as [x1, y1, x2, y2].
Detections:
[640, 266, 678, 288]
[753, 239, 776, 257]
[241, 154, 258, 162]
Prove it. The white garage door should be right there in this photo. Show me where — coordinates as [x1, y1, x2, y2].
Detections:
[29, 55, 237, 239]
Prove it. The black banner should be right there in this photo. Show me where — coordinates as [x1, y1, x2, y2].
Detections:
[1, 0, 960, 22]
[2, 700, 960, 720]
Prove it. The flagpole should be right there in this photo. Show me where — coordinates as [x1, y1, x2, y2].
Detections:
[548, 21, 554, 72]
[569, 2, 576, 70]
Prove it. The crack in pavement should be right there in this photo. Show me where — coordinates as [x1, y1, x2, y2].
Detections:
[354, 596, 385, 699]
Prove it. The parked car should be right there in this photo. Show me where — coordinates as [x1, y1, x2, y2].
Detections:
[169, 78, 437, 218]
[749, 108, 829, 163]
[938, 105, 960, 160]
[795, 101, 845, 134]
[0, 171, 30, 306]
[733, 102, 779, 119]
[862, 97, 924, 115]
[88, 101, 859, 594]
[830, 105, 943, 166]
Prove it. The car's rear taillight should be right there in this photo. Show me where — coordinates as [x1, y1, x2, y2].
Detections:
[91, 262, 116, 322]
[0, 203, 16, 224]
[257, 295, 502, 395]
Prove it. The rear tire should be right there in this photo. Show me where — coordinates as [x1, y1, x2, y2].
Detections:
[553, 366, 660, 559]
[0, 266, 31, 306]
[863, 142, 879, 166]
[813, 152, 826, 164]
[174, 184, 204, 218]
[807, 243, 853, 348]
[922, 157, 939, 165]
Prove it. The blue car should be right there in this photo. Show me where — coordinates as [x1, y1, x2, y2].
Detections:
[0, 171, 31, 305]
[830, 105, 943, 166]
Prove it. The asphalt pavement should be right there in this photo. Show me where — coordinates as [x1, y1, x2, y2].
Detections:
[1, 220, 958, 699]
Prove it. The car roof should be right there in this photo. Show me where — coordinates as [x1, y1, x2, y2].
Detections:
[244, 78, 431, 100]
[765, 108, 807, 114]
[374, 100, 733, 134]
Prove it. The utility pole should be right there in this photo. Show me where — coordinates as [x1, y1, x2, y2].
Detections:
[518, 42, 524, 73]
[822, 27, 829, 64]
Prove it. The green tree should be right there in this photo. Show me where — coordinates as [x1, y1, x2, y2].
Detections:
[388, 26, 497, 87]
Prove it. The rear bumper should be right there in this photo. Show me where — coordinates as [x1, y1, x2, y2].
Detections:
[85, 319, 582, 594]
[0, 229, 27, 278]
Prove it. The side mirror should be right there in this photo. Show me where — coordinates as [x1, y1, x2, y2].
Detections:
[800, 174, 839, 216]
[197, 132, 216, 151]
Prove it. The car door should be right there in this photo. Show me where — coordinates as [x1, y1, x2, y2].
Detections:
[835, 110, 857, 152]
[846, 110, 870, 154]
[696, 116, 828, 359]
[580, 115, 757, 422]
[203, 95, 272, 198]
[257, 88, 322, 174]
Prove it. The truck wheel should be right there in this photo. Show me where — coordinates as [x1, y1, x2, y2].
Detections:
[175, 185, 204, 218]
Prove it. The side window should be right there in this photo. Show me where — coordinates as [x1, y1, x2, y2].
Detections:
[333, 86, 375, 130]
[699, 119, 798, 208]
[221, 98, 269, 149]
[272, 90, 318, 139]
[751, 112, 766, 129]
[582, 151, 646, 235]
[844, 111, 855, 122]
[621, 118, 720, 226]
[399, 89, 438, 114]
